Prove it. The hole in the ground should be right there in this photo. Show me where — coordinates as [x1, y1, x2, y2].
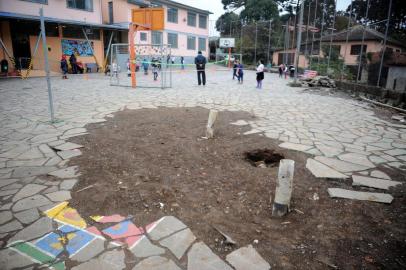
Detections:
[244, 149, 284, 168]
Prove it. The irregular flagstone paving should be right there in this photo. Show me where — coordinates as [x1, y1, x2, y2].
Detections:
[0, 71, 405, 268]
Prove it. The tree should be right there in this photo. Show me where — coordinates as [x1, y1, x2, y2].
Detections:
[348, 0, 406, 42]
[215, 12, 240, 36]
[239, 0, 279, 22]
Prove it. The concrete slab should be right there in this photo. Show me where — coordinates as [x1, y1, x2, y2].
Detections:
[12, 166, 58, 178]
[130, 235, 165, 258]
[14, 208, 40, 224]
[0, 247, 35, 270]
[148, 216, 187, 241]
[60, 179, 78, 190]
[370, 170, 391, 180]
[0, 219, 23, 233]
[352, 175, 402, 190]
[71, 238, 106, 262]
[226, 245, 270, 270]
[48, 166, 80, 178]
[160, 228, 196, 259]
[57, 149, 82, 160]
[279, 142, 312, 152]
[8, 217, 54, 244]
[305, 159, 349, 179]
[0, 211, 13, 225]
[133, 256, 181, 270]
[314, 156, 369, 173]
[187, 242, 233, 270]
[338, 153, 375, 168]
[12, 183, 47, 202]
[327, 188, 394, 204]
[12, 194, 51, 212]
[45, 190, 72, 202]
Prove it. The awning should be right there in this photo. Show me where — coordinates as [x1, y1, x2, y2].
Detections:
[0, 11, 129, 30]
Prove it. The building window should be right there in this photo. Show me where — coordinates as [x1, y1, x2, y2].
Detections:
[199, 15, 207, 29]
[187, 36, 196, 50]
[62, 26, 100, 40]
[350, 44, 367, 55]
[167, 33, 178, 49]
[67, 0, 93, 12]
[152, 31, 163, 45]
[20, 0, 48, 4]
[187, 12, 196, 27]
[140, 32, 147, 41]
[167, 7, 178, 23]
[198, 37, 206, 51]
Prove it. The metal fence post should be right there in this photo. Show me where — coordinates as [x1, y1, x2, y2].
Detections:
[377, 0, 392, 87]
[39, 8, 55, 123]
[294, 0, 305, 83]
[254, 22, 258, 65]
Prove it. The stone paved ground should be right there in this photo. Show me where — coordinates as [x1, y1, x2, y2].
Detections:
[0, 69, 405, 269]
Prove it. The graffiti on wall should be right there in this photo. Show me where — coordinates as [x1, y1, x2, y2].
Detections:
[61, 39, 94, 56]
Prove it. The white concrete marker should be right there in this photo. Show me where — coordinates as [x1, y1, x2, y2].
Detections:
[327, 188, 394, 204]
[206, 110, 218, 139]
[272, 159, 295, 217]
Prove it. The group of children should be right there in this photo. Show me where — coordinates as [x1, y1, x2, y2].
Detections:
[232, 59, 265, 89]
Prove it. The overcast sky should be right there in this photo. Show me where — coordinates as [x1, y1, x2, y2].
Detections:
[174, 0, 352, 35]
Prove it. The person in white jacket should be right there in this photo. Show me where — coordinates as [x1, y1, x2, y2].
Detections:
[256, 60, 265, 89]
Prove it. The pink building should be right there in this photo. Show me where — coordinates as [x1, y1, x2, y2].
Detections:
[101, 0, 212, 64]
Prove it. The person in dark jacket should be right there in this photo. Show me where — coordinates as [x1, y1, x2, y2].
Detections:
[194, 51, 207, 86]
[232, 60, 238, 80]
[69, 53, 77, 74]
[60, 55, 68, 79]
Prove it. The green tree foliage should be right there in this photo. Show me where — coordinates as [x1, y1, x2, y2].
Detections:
[348, 0, 406, 43]
[239, 0, 279, 22]
[215, 12, 240, 36]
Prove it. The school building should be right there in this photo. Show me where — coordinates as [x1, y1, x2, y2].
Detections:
[0, 0, 211, 76]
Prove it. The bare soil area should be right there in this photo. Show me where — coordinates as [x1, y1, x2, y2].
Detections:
[69, 107, 406, 269]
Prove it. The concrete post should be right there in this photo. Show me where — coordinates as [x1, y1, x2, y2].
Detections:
[206, 110, 218, 139]
[272, 159, 295, 217]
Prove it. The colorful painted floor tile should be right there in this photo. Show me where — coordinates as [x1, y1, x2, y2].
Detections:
[35, 225, 94, 257]
[44, 202, 87, 228]
[10, 241, 65, 270]
[90, 214, 126, 223]
[102, 220, 144, 246]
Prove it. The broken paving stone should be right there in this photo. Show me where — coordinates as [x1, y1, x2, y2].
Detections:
[12, 166, 58, 178]
[352, 175, 402, 190]
[279, 142, 312, 152]
[0, 219, 23, 233]
[0, 203, 12, 210]
[148, 216, 187, 241]
[0, 189, 19, 197]
[315, 144, 343, 157]
[130, 235, 165, 258]
[1, 183, 23, 190]
[226, 245, 270, 270]
[338, 153, 375, 168]
[0, 210, 13, 225]
[0, 179, 19, 188]
[60, 179, 78, 190]
[57, 149, 82, 160]
[327, 188, 394, 204]
[8, 217, 54, 244]
[44, 156, 63, 167]
[0, 247, 36, 270]
[370, 170, 391, 180]
[16, 147, 44, 160]
[314, 156, 369, 173]
[187, 242, 233, 270]
[133, 256, 181, 270]
[64, 128, 87, 136]
[48, 166, 80, 179]
[14, 208, 40, 224]
[43, 186, 59, 194]
[12, 194, 51, 212]
[71, 238, 106, 262]
[230, 120, 249, 126]
[384, 149, 406, 156]
[160, 228, 196, 259]
[47, 140, 66, 147]
[72, 249, 126, 270]
[45, 190, 71, 202]
[305, 159, 349, 179]
[12, 183, 47, 202]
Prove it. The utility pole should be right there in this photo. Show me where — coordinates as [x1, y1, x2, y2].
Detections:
[267, 20, 272, 66]
[294, 0, 305, 83]
[356, 0, 370, 83]
[377, 0, 392, 87]
[327, 0, 338, 73]
[240, 19, 243, 63]
[40, 7, 55, 122]
[254, 22, 258, 65]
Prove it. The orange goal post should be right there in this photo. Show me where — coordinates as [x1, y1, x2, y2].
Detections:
[129, 8, 165, 88]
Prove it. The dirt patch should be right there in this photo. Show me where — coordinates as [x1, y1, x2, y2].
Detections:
[69, 107, 406, 269]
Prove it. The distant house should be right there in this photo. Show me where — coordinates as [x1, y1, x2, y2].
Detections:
[272, 25, 405, 71]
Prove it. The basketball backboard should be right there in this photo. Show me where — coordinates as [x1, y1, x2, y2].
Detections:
[132, 8, 164, 30]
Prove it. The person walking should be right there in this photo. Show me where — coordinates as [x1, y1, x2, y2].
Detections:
[69, 53, 77, 74]
[60, 55, 68, 79]
[194, 51, 207, 86]
[237, 60, 244, 84]
[151, 58, 159, 81]
[142, 58, 149, 75]
[180, 56, 185, 70]
[256, 60, 265, 89]
[278, 63, 284, 78]
[232, 60, 238, 80]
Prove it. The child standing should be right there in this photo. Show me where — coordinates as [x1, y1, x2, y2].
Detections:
[151, 58, 159, 81]
[126, 59, 131, 77]
[256, 60, 264, 89]
[237, 60, 244, 84]
[232, 60, 238, 80]
[60, 55, 68, 79]
[142, 58, 149, 75]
